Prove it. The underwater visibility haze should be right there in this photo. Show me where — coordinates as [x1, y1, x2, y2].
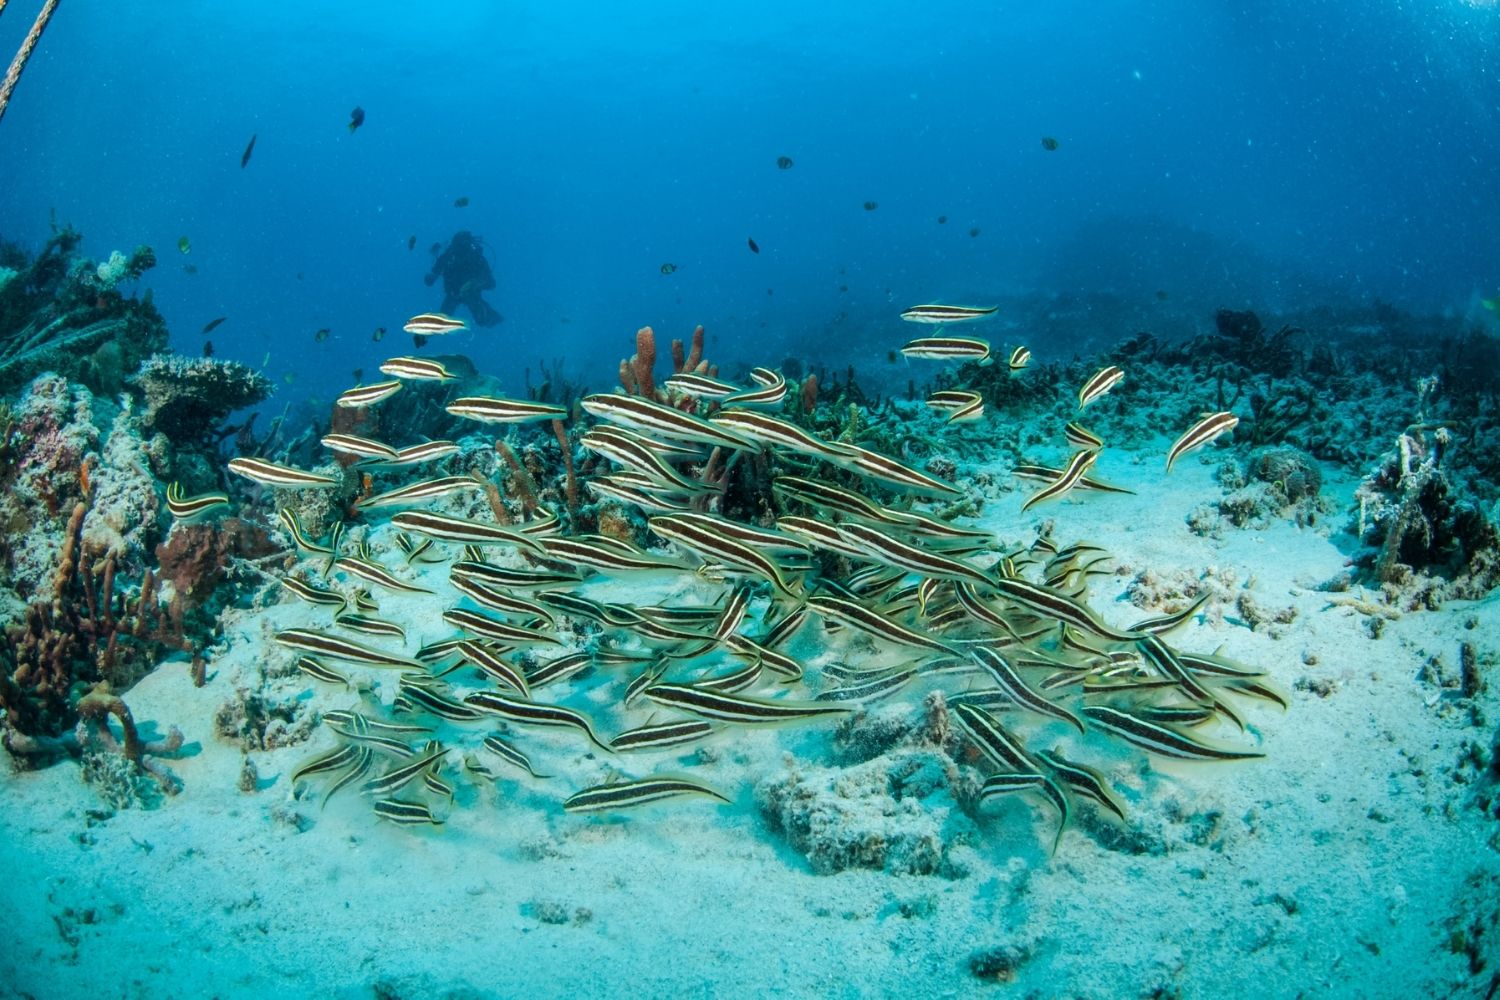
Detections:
[0, 2, 1499, 997]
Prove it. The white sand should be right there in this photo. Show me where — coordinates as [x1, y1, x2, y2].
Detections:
[3, 446, 1497, 999]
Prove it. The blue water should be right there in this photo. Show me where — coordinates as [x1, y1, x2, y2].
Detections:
[1, 0, 1497, 403]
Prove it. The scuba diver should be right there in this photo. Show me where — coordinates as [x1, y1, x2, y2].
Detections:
[424, 231, 503, 327]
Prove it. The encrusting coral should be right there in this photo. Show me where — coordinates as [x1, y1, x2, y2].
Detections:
[132, 353, 273, 446]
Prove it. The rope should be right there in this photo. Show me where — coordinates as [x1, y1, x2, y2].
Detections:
[0, 0, 61, 126]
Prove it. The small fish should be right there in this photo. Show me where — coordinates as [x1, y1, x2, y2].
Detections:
[969, 227, 980, 238]
[644, 683, 850, 727]
[1166, 411, 1239, 472]
[387, 440, 460, 466]
[1077, 365, 1124, 409]
[295, 655, 351, 688]
[372, 798, 445, 827]
[453, 196, 469, 208]
[335, 613, 407, 642]
[273, 628, 421, 669]
[937, 215, 948, 224]
[183, 264, 199, 275]
[1064, 421, 1103, 451]
[335, 380, 402, 409]
[321, 433, 398, 461]
[228, 457, 338, 488]
[333, 555, 433, 595]
[747, 237, 760, 254]
[463, 691, 610, 752]
[177, 236, 191, 255]
[610, 720, 716, 753]
[372, 326, 386, 342]
[412, 334, 428, 348]
[202, 340, 214, 357]
[347, 106, 365, 134]
[660, 262, 678, 275]
[446, 396, 567, 424]
[1041, 136, 1059, 151]
[357, 475, 483, 510]
[240, 134, 257, 168]
[403, 312, 466, 335]
[380, 356, 455, 381]
[1008, 346, 1031, 372]
[827, 442, 961, 497]
[165, 482, 230, 522]
[1081, 706, 1264, 762]
[1020, 449, 1099, 512]
[202, 316, 227, 334]
[582, 393, 749, 450]
[776, 155, 794, 169]
[863, 200, 878, 211]
[563, 774, 730, 813]
[283, 374, 296, 385]
[900, 305, 999, 325]
[407, 236, 416, 251]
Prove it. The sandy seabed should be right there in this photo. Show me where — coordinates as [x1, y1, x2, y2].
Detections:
[2, 446, 1497, 1000]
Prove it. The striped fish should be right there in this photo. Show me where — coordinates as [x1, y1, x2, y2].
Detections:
[827, 443, 961, 497]
[953, 703, 1069, 850]
[390, 510, 544, 553]
[992, 576, 1141, 643]
[642, 683, 852, 726]
[462, 690, 611, 752]
[334, 613, 406, 641]
[291, 744, 361, 786]
[402, 312, 467, 335]
[228, 457, 339, 488]
[379, 356, 456, 381]
[273, 628, 420, 669]
[581, 427, 713, 494]
[815, 666, 916, 703]
[332, 555, 433, 594]
[456, 640, 530, 696]
[1080, 705, 1264, 761]
[1012, 464, 1135, 495]
[563, 774, 731, 812]
[580, 393, 751, 450]
[1077, 365, 1124, 409]
[971, 646, 1085, 734]
[648, 515, 803, 600]
[664, 372, 741, 398]
[481, 734, 552, 779]
[335, 380, 402, 409]
[1063, 422, 1103, 451]
[386, 440, 461, 466]
[722, 635, 803, 682]
[394, 683, 485, 721]
[443, 608, 561, 647]
[372, 798, 445, 826]
[321, 433, 399, 461]
[1166, 411, 1239, 472]
[295, 655, 351, 687]
[165, 482, 230, 521]
[446, 396, 568, 423]
[539, 536, 687, 574]
[948, 395, 985, 423]
[1036, 749, 1126, 822]
[451, 576, 557, 623]
[722, 369, 788, 406]
[1020, 449, 1098, 512]
[1008, 346, 1031, 372]
[451, 560, 583, 590]
[357, 475, 483, 510]
[610, 719, 716, 753]
[925, 389, 980, 412]
[899, 304, 999, 325]
[835, 522, 993, 589]
[899, 336, 992, 363]
[709, 410, 847, 460]
[772, 476, 909, 526]
[587, 476, 693, 513]
[277, 578, 343, 611]
[526, 650, 593, 688]
[806, 594, 958, 655]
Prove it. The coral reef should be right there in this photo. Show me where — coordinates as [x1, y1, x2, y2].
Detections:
[132, 354, 273, 447]
[1, 500, 188, 756]
[0, 226, 165, 397]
